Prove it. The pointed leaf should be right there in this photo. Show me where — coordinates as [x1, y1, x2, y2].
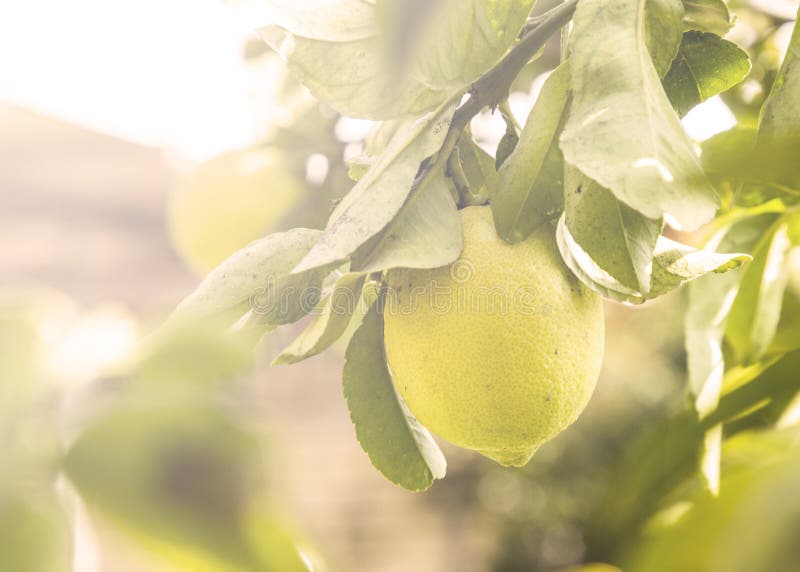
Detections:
[557, 215, 748, 303]
[564, 169, 661, 294]
[457, 134, 498, 199]
[494, 128, 519, 170]
[561, 0, 718, 230]
[343, 299, 446, 491]
[645, 0, 685, 77]
[663, 31, 750, 116]
[753, 5, 800, 189]
[492, 63, 570, 243]
[725, 221, 793, 364]
[758, 5, 800, 141]
[350, 172, 462, 272]
[273, 273, 366, 364]
[294, 104, 455, 274]
[556, 214, 645, 304]
[648, 236, 750, 298]
[169, 228, 324, 328]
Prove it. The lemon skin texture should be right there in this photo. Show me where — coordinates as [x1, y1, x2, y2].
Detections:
[169, 148, 303, 273]
[383, 206, 604, 467]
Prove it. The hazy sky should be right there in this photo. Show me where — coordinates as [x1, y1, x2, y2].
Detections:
[0, 0, 259, 161]
[4, 0, 795, 162]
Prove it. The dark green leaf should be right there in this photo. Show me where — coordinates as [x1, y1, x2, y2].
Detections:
[584, 410, 705, 561]
[663, 31, 750, 116]
[769, 288, 800, 355]
[564, 169, 662, 294]
[495, 128, 519, 169]
[343, 298, 446, 491]
[492, 63, 570, 243]
[456, 134, 498, 200]
[645, 0, 685, 76]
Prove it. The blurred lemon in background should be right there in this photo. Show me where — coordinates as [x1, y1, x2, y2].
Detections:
[168, 148, 304, 273]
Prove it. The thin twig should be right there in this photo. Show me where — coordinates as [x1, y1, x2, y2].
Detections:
[418, 0, 578, 184]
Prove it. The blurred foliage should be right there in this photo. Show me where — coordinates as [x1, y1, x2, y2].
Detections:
[0, 291, 318, 571]
[168, 50, 354, 276]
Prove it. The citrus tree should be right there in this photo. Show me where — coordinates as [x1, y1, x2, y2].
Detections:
[4, 0, 800, 571]
[177, 0, 799, 489]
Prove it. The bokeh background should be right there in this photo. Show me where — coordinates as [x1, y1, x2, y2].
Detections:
[1, 1, 798, 571]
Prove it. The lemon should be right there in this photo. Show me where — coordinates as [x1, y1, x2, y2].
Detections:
[383, 206, 604, 466]
[169, 148, 303, 273]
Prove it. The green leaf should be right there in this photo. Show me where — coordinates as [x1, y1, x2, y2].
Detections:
[711, 350, 800, 425]
[645, 0, 685, 77]
[494, 128, 519, 169]
[294, 104, 457, 273]
[769, 288, 800, 355]
[251, 0, 532, 119]
[492, 63, 570, 243]
[556, 218, 641, 303]
[561, 0, 718, 230]
[272, 273, 366, 364]
[557, 215, 748, 303]
[456, 134, 498, 200]
[343, 298, 446, 491]
[725, 220, 793, 364]
[758, 5, 800, 141]
[350, 171, 462, 272]
[564, 169, 662, 294]
[663, 31, 751, 116]
[169, 228, 324, 328]
[681, 0, 732, 35]
[701, 127, 800, 193]
[647, 236, 750, 298]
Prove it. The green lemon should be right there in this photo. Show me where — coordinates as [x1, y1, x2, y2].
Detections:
[383, 206, 604, 466]
[168, 148, 303, 273]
